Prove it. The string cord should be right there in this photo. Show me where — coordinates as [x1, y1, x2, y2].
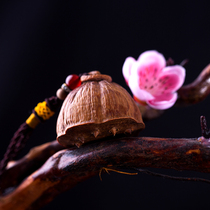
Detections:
[0, 74, 81, 176]
[0, 96, 62, 175]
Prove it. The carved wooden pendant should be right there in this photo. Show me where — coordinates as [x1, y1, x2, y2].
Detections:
[56, 71, 145, 147]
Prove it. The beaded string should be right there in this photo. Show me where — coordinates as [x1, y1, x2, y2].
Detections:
[0, 74, 81, 175]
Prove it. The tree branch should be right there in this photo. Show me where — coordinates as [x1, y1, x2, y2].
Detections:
[1, 65, 210, 209]
[0, 140, 64, 195]
[0, 136, 210, 210]
[177, 64, 210, 105]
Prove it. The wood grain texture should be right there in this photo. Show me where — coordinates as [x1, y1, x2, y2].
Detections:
[177, 64, 210, 105]
[0, 136, 209, 210]
[57, 71, 145, 147]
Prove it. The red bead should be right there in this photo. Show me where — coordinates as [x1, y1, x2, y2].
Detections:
[65, 74, 81, 90]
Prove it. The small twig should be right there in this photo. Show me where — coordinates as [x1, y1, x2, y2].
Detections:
[134, 168, 210, 184]
[99, 167, 138, 181]
[200, 116, 210, 138]
[166, 57, 174, 66]
[180, 59, 189, 67]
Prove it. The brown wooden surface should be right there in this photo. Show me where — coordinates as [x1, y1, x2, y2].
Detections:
[0, 140, 63, 194]
[0, 136, 209, 210]
[177, 64, 210, 105]
[1, 64, 210, 209]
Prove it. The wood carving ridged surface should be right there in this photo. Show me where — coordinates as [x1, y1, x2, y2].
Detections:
[56, 73, 145, 147]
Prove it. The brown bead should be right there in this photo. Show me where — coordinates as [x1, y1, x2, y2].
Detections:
[56, 71, 145, 148]
[56, 88, 68, 100]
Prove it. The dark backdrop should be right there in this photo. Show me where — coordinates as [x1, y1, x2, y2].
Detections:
[0, 1, 210, 210]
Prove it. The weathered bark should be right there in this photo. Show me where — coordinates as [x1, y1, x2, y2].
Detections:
[0, 140, 64, 194]
[1, 64, 210, 209]
[177, 64, 210, 105]
[0, 136, 209, 210]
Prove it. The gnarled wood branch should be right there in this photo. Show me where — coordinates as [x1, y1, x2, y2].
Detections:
[0, 140, 64, 195]
[1, 64, 210, 209]
[177, 64, 210, 105]
[0, 136, 210, 210]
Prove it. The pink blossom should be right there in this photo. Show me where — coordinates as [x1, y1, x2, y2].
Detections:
[122, 50, 186, 110]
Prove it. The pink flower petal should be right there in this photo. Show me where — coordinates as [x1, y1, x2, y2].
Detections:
[133, 62, 160, 91]
[132, 51, 167, 90]
[152, 65, 185, 96]
[128, 73, 154, 101]
[122, 50, 186, 110]
[138, 50, 166, 74]
[147, 92, 178, 110]
[161, 65, 185, 90]
[122, 57, 136, 84]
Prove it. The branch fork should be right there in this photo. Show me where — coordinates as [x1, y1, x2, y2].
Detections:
[1, 64, 210, 209]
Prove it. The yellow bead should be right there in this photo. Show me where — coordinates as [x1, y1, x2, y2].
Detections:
[34, 101, 55, 120]
[26, 113, 40, 129]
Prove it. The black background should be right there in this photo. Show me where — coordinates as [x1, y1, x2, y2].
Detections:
[0, 1, 210, 210]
